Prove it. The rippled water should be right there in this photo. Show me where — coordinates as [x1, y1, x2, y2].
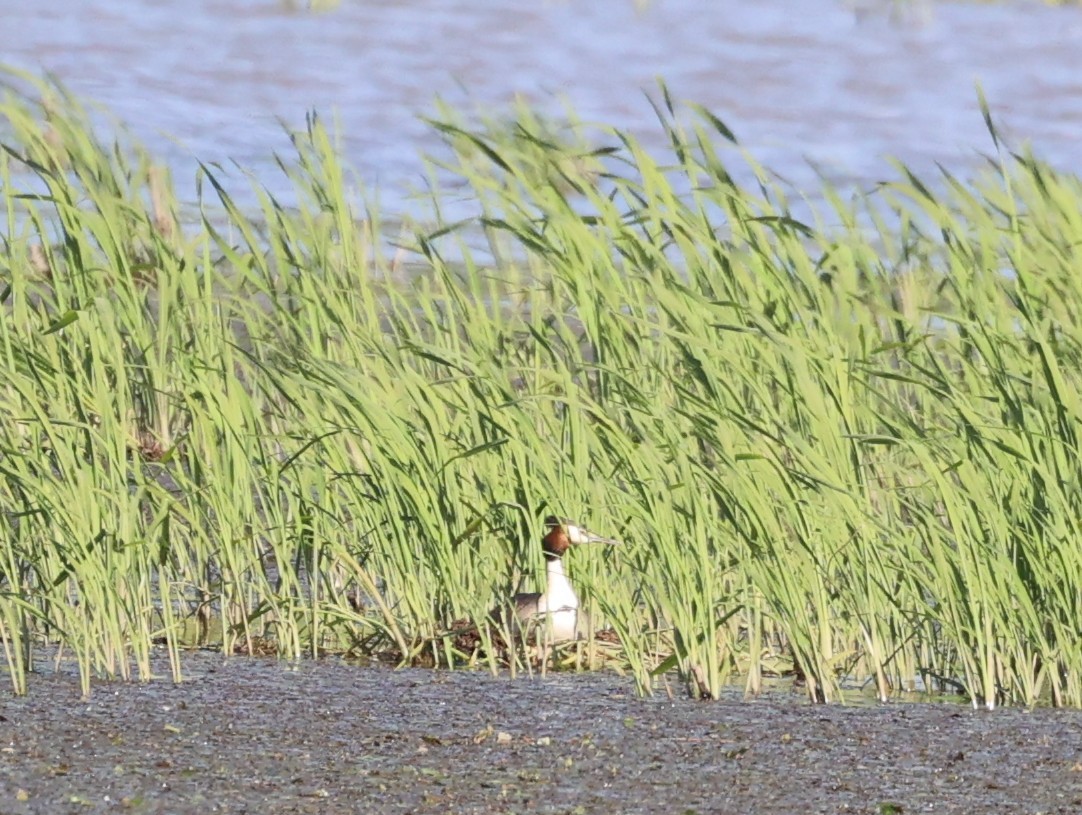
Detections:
[2, 0, 1081, 212]
[4, 653, 1082, 814]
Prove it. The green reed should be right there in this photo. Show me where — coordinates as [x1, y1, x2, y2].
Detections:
[3, 69, 1082, 707]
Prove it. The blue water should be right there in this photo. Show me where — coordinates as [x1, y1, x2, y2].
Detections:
[1, 0, 1080, 214]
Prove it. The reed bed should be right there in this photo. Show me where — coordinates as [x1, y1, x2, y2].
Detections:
[2, 72, 1082, 708]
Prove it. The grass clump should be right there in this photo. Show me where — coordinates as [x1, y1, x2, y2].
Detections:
[2, 70, 1082, 709]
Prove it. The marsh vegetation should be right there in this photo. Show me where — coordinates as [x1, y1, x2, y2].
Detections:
[2, 71, 1081, 708]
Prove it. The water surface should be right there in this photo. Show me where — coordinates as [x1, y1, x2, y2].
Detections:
[2, 0, 1080, 212]
[3, 654, 1082, 813]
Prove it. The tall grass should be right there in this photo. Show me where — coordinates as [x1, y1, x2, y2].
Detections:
[2, 70, 1082, 708]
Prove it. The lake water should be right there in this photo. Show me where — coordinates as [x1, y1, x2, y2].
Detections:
[5, 653, 1082, 814]
[2, 0, 1081, 215]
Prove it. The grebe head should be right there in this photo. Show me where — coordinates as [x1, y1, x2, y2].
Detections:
[541, 515, 621, 558]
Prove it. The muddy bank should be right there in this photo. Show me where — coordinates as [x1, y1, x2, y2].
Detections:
[2, 654, 1081, 814]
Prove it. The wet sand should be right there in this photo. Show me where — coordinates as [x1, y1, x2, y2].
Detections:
[2, 654, 1081, 814]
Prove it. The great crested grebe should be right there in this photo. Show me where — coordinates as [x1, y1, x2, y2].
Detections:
[503, 515, 621, 642]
